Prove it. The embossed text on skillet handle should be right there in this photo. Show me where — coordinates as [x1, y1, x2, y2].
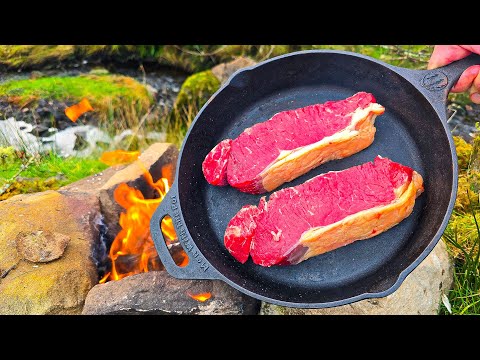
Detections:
[150, 187, 220, 280]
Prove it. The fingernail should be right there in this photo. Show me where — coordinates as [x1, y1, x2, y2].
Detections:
[471, 93, 480, 104]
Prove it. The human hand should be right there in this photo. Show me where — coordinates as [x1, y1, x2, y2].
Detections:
[428, 45, 480, 104]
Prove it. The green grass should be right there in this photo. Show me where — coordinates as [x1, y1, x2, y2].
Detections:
[0, 45, 434, 73]
[442, 200, 480, 315]
[0, 45, 145, 70]
[0, 75, 143, 103]
[0, 151, 107, 200]
[2, 152, 107, 182]
[439, 136, 480, 315]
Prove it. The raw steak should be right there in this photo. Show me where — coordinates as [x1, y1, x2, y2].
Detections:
[203, 92, 385, 194]
[224, 156, 424, 266]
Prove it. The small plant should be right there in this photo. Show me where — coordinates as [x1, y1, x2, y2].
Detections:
[440, 135, 480, 314]
[0, 151, 107, 201]
[441, 192, 480, 315]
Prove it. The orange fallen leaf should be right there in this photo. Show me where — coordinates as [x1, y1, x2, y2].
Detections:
[100, 150, 140, 166]
[65, 98, 94, 122]
[188, 292, 212, 302]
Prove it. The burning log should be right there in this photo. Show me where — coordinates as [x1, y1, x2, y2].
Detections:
[99, 143, 178, 244]
[100, 171, 182, 283]
[99, 144, 187, 283]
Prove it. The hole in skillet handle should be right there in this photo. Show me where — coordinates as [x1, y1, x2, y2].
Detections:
[161, 215, 189, 268]
[150, 186, 220, 280]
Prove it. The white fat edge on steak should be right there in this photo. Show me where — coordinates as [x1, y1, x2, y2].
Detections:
[269, 171, 421, 263]
[297, 171, 422, 248]
[258, 103, 384, 177]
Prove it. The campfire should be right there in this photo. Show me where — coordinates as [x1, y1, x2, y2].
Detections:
[99, 152, 188, 283]
[188, 292, 212, 302]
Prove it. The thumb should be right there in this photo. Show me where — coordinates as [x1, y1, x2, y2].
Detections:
[427, 45, 472, 69]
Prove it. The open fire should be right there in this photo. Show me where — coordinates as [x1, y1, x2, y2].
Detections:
[100, 160, 188, 283]
[188, 292, 212, 302]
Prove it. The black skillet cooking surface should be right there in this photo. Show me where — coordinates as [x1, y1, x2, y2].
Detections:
[151, 50, 480, 308]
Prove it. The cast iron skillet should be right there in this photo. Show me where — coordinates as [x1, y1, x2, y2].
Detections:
[150, 50, 480, 308]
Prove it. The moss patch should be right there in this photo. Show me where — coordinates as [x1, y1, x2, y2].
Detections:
[174, 70, 220, 110]
[0, 74, 152, 110]
[165, 70, 220, 147]
[0, 146, 16, 166]
[440, 135, 480, 315]
[447, 136, 480, 249]
[454, 136, 473, 171]
[451, 136, 480, 213]
[0, 45, 75, 69]
[0, 152, 107, 201]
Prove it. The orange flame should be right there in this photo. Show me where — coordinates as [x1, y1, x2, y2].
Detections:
[188, 292, 212, 302]
[178, 255, 189, 268]
[99, 162, 188, 283]
[65, 98, 94, 122]
[100, 150, 140, 166]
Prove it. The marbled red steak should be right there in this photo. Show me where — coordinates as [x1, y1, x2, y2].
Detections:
[224, 157, 424, 266]
[202, 92, 385, 194]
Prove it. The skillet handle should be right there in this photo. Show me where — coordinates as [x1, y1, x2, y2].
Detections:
[416, 53, 480, 101]
[435, 53, 480, 94]
[150, 185, 221, 280]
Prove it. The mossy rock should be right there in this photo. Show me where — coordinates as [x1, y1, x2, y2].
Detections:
[165, 70, 220, 147]
[0, 45, 75, 69]
[0, 175, 66, 201]
[0, 74, 153, 132]
[174, 70, 220, 111]
[0, 74, 152, 110]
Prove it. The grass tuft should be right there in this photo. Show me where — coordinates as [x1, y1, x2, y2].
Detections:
[0, 150, 107, 200]
[440, 136, 480, 314]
